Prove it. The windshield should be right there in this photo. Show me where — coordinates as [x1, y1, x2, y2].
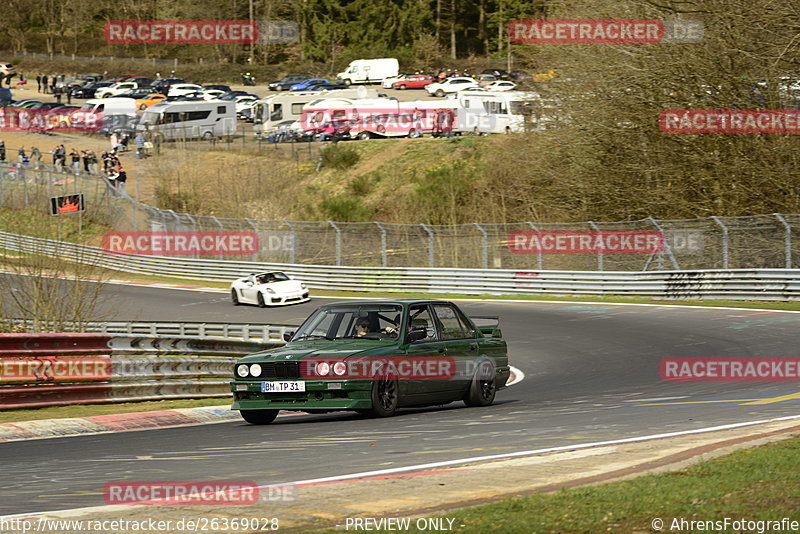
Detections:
[293, 304, 403, 341]
[140, 111, 159, 125]
[255, 272, 289, 283]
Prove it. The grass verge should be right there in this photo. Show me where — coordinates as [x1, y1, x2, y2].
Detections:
[0, 398, 230, 424]
[303, 435, 800, 533]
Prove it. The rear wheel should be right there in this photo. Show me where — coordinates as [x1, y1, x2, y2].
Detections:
[257, 293, 267, 308]
[356, 131, 371, 140]
[408, 129, 421, 139]
[464, 360, 496, 407]
[343, 79, 352, 86]
[397, 84, 407, 90]
[435, 89, 445, 97]
[240, 409, 278, 425]
[231, 289, 240, 305]
[367, 377, 399, 417]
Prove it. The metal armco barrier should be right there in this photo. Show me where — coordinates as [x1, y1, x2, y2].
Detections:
[0, 331, 288, 409]
[1, 231, 799, 300]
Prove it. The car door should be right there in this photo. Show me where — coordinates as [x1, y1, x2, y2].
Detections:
[430, 303, 480, 398]
[402, 304, 453, 405]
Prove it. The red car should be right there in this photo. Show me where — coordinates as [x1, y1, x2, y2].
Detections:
[392, 74, 434, 90]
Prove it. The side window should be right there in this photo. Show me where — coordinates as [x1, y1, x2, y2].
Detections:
[217, 106, 226, 114]
[187, 110, 211, 121]
[291, 103, 305, 114]
[432, 304, 470, 340]
[271, 104, 283, 121]
[407, 305, 436, 342]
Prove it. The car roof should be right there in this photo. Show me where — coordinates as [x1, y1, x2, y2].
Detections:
[320, 299, 452, 307]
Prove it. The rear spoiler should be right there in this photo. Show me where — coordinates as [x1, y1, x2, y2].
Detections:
[469, 316, 502, 338]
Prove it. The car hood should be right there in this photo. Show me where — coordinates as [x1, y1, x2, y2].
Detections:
[239, 340, 392, 363]
[258, 280, 303, 292]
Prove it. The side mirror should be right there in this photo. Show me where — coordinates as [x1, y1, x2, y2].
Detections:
[406, 328, 427, 343]
[283, 331, 295, 342]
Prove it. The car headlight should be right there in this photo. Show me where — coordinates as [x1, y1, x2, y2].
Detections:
[301, 283, 307, 289]
[333, 362, 347, 376]
[236, 364, 249, 378]
[249, 363, 262, 377]
[317, 362, 330, 376]
[265, 288, 275, 294]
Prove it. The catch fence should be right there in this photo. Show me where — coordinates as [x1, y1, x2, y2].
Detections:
[0, 162, 799, 271]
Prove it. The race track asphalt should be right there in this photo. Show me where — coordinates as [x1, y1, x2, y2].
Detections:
[2, 284, 799, 515]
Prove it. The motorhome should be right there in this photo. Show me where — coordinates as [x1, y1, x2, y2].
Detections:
[336, 58, 399, 85]
[452, 90, 555, 134]
[137, 100, 236, 140]
[299, 98, 458, 139]
[252, 88, 385, 139]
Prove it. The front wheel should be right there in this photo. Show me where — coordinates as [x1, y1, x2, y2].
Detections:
[463, 361, 496, 407]
[367, 377, 399, 417]
[342, 79, 352, 86]
[257, 292, 267, 308]
[397, 84, 407, 90]
[435, 89, 445, 97]
[231, 289, 240, 305]
[240, 409, 278, 425]
[356, 131, 371, 140]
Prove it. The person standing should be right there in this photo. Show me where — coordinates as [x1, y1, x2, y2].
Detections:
[36, 75, 41, 93]
[30, 146, 41, 170]
[41, 75, 48, 94]
[115, 165, 127, 194]
[69, 148, 81, 174]
[134, 131, 145, 159]
[17, 146, 25, 164]
[87, 150, 98, 174]
[0, 139, 6, 161]
[110, 132, 119, 154]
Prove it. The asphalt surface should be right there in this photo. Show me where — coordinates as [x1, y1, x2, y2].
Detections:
[2, 284, 800, 515]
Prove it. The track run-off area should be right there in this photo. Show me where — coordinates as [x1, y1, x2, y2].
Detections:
[1, 281, 800, 517]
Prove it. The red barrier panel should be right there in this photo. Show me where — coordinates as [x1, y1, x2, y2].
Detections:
[0, 334, 112, 356]
[0, 383, 113, 409]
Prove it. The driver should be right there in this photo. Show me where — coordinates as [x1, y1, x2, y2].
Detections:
[354, 317, 371, 337]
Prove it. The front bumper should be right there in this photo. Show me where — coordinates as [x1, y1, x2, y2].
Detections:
[230, 379, 372, 411]
[267, 292, 310, 306]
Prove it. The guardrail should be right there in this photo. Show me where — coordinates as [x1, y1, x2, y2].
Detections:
[1, 231, 800, 300]
[0, 331, 288, 409]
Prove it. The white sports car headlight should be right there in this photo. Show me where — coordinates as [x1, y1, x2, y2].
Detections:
[301, 283, 307, 289]
[236, 364, 249, 378]
[265, 288, 275, 294]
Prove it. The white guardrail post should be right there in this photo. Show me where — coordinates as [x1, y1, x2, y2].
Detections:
[588, 221, 603, 271]
[774, 213, 792, 269]
[374, 221, 388, 267]
[711, 216, 730, 269]
[328, 220, 342, 266]
[421, 224, 434, 268]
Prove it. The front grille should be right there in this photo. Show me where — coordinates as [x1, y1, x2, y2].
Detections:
[255, 362, 300, 379]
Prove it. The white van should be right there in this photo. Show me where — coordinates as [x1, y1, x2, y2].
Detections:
[252, 88, 385, 139]
[80, 98, 138, 117]
[453, 90, 555, 134]
[336, 58, 399, 85]
[137, 100, 236, 140]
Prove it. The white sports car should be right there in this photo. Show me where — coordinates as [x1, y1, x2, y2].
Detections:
[230, 272, 310, 307]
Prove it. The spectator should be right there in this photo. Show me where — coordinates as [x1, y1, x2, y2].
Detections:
[134, 131, 145, 159]
[87, 150, 98, 174]
[41, 75, 48, 94]
[0, 140, 5, 161]
[17, 146, 25, 164]
[152, 130, 162, 155]
[36, 75, 41, 92]
[110, 164, 127, 193]
[69, 148, 81, 174]
[30, 147, 41, 170]
[110, 133, 119, 154]
[81, 150, 91, 173]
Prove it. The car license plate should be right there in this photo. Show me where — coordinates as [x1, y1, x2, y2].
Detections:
[261, 381, 306, 393]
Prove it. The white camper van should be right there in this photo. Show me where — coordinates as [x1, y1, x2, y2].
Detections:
[453, 90, 554, 134]
[336, 58, 399, 85]
[137, 100, 236, 140]
[252, 88, 386, 139]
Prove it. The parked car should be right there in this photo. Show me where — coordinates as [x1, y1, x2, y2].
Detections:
[305, 82, 349, 91]
[425, 77, 480, 97]
[70, 81, 113, 98]
[234, 95, 258, 115]
[199, 89, 227, 100]
[0, 88, 12, 105]
[26, 102, 67, 110]
[269, 75, 311, 91]
[219, 91, 254, 101]
[151, 78, 185, 93]
[485, 81, 517, 92]
[230, 272, 310, 307]
[480, 69, 513, 80]
[167, 83, 204, 97]
[166, 93, 205, 102]
[203, 84, 232, 92]
[290, 78, 330, 91]
[382, 75, 406, 89]
[391, 74, 434, 90]
[135, 93, 167, 110]
[9, 99, 42, 108]
[229, 299, 510, 424]
[96, 82, 140, 98]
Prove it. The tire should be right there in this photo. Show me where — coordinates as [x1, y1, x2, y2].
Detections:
[435, 89, 445, 97]
[139, 104, 147, 110]
[397, 84, 407, 90]
[408, 129, 421, 139]
[231, 289, 240, 306]
[257, 292, 267, 308]
[367, 377, 399, 417]
[356, 131, 371, 140]
[202, 131, 213, 140]
[343, 79, 352, 86]
[463, 360, 496, 407]
[240, 409, 279, 425]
